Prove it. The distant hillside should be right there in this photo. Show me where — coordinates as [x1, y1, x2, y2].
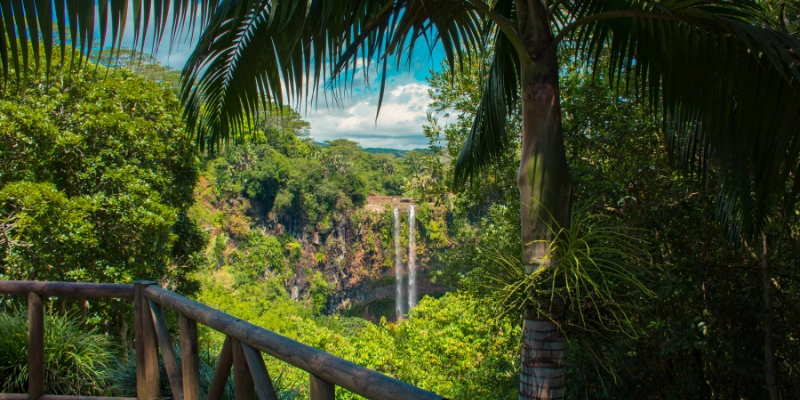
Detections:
[312, 142, 425, 157]
[363, 147, 409, 156]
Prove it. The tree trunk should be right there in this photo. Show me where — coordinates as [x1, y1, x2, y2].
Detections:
[515, 1, 571, 399]
[520, 308, 567, 399]
[761, 233, 779, 400]
[517, 57, 571, 272]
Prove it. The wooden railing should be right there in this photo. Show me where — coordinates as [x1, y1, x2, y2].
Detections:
[0, 280, 447, 400]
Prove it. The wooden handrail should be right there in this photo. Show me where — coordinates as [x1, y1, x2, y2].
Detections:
[0, 281, 134, 298]
[0, 280, 447, 400]
[143, 285, 445, 400]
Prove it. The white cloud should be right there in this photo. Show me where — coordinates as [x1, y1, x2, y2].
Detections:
[303, 74, 453, 150]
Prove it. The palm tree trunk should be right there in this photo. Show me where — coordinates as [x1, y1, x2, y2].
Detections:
[520, 308, 567, 399]
[515, 2, 571, 398]
[761, 233, 779, 400]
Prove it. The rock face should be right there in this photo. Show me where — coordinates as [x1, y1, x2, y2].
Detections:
[262, 195, 447, 316]
[328, 277, 448, 323]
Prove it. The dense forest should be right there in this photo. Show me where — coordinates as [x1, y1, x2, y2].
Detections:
[2, 3, 800, 396]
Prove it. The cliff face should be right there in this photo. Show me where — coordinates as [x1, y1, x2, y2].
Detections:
[251, 195, 448, 318]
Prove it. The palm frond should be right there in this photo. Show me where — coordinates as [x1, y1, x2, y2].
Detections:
[181, 0, 484, 152]
[0, 0, 211, 84]
[454, 0, 521, 187]
[556, 0, 800, 241]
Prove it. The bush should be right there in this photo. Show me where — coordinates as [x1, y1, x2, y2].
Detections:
[0, 309, 116, 395]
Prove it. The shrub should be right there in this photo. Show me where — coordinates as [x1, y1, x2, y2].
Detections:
[0, 309, 115, 395]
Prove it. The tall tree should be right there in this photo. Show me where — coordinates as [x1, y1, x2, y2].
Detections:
[0, 55, 205, 292]
[2, 1, 800, 398]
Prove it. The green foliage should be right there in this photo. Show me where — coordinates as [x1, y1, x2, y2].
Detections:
[561, 0, 800, 241]
[414, 202, 450, 250]
[425, 219, 450, 249]
[393, 294, 520, 398]
[331, 293, 520, 399]
[196, 112, 413, 239]
[555, 59, 800, 398]
[305, 269, 331, 316]
[0, 309, 115, 395]
[212, 234, 228, 267]
[424, 55, 521, 216]
[230, 231, 287, 282]
[197, 270, 312, 338]
[109, 49, 182, 92]
[0, 55, 206, 292]
[283, 239, 303, 261]
[196, 267, 520, 399]
[473, 201, 655, 339]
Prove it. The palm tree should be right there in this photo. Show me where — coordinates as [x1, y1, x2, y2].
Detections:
[2, 1, 800, 398]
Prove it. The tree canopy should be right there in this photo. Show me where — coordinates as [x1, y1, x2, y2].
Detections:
[0, 55, 205, 292]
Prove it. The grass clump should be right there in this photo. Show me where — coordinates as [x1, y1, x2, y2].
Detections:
[0, 309, 115, 395]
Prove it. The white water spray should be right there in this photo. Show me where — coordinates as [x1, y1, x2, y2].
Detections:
[408, 205, 417, 310]
[393, 207, 404, 320]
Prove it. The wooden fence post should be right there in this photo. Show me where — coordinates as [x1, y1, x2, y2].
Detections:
[310, 374, 335, 400]
[231, 337, 256, 400]
[28, 292, 44, 400]
[180, 314, 200, 400]
[134, 281, 159, 400]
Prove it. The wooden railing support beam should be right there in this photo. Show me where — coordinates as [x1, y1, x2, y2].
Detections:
[241, 343, 278, 400]
[207, 336, 234, 400]
[28, 292, 44, 400]
[231, 338, 256, 400]
[179, 315, 200, 400]
[149, 300, 183, 400]
[310, 374, 335, 400]
[134, 281, 159, 400]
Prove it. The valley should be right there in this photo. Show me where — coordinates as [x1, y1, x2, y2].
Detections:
[188, 123, 452, 323]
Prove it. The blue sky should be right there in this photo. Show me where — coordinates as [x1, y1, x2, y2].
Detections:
[116, 10, 451, 150]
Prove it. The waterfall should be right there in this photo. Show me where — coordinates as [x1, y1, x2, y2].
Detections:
[393, 207, 404, 320]
[408, 205, 417, 310]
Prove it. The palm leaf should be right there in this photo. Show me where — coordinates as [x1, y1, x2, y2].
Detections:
[181, 0, 484, 152]
[453, 0, 520, 187]
[0, 0, 212, 84]
[554, 0, 800, 241]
